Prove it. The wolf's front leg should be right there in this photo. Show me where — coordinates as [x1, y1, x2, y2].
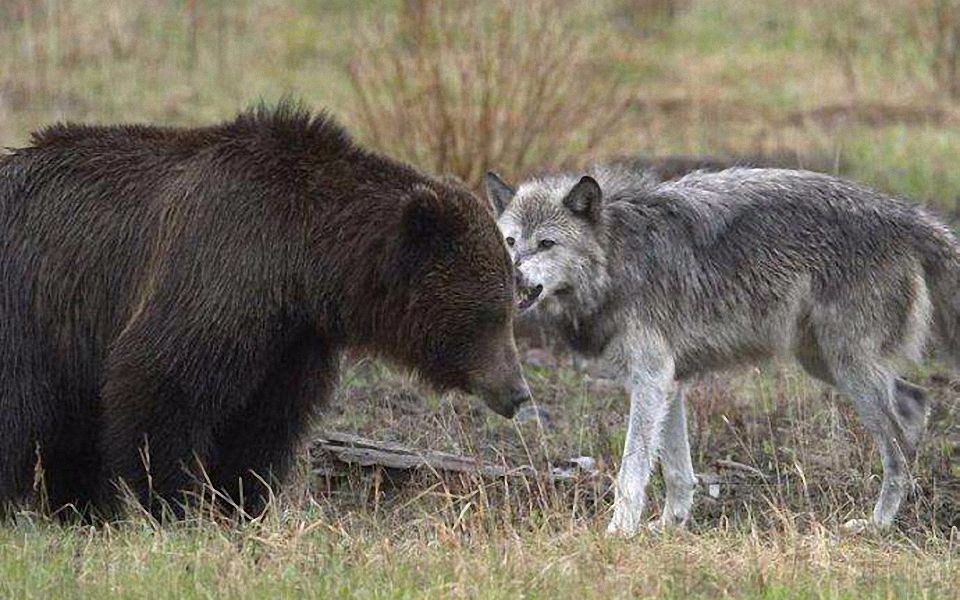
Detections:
[607, 348, 675, 537]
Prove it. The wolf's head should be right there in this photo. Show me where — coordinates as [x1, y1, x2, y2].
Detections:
[484, 172, 608, 315]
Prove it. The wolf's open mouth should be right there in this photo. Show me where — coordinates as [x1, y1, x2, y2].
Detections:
[517, 284, 543, 311]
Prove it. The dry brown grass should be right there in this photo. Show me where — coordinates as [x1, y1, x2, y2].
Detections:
[345, 0, 631, 186]
[322, 356, 960, 538]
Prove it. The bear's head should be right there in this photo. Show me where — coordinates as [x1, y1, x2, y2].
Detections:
[383, 181, 532, 418]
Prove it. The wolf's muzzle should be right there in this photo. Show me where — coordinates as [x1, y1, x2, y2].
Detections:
[515, 271, 543, 311]
[517, 284, 543, 311]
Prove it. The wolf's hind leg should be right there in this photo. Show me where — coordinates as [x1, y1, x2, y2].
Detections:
[656, 387, 696, 529]
[833, 365, 911, 528]
[796, 336, 928, 458]
[893, 378, 929, 459]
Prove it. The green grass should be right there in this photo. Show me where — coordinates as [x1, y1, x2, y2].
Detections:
[1, 515, 958, 599]
[5, 1, 960, 207]
[842, 126, 960, 212]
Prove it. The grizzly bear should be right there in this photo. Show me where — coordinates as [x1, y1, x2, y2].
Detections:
[0, 103, 530, 518]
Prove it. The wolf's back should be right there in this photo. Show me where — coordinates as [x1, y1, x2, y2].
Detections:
[660, 169, 960, 359]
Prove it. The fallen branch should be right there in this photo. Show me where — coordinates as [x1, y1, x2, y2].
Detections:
[312, 431, 528, 479]
[310, 431, 774, 494]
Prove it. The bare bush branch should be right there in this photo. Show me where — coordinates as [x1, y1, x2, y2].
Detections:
[345, 0, 631, 186]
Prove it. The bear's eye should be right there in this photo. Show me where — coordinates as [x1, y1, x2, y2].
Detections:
[505, 237, 515, 247]
[538, 239, 556, 250]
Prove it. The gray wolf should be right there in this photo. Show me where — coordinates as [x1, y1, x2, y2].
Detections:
[485, 165, 958, 535]
[0, 103, 529, 519]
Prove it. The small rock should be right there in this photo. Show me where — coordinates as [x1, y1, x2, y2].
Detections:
[568, 456, 598, 472]
[551, 455, 600, 479]
[523, 348, 556, 368]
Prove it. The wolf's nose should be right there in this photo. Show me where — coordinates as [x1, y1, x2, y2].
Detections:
[514, 269, 526, 288]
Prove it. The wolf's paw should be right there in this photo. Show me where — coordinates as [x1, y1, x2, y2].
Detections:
[649, 512, 689, 534]
[606, 520, 642, 538]
[606, 508, 645, 538]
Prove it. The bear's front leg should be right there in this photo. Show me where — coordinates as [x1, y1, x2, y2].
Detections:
[99, 301, 276, 519]
[100, 361, 216, 519]
[209, 336, 338, 516]
[101, 344, 221, 518]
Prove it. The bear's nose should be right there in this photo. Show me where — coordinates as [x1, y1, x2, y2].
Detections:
[502, 385, 533, 419]
[511, 389, 532, 411]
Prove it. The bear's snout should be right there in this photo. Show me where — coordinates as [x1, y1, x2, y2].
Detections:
[506, 387, 534, 418]
[481, 379, 532, 419]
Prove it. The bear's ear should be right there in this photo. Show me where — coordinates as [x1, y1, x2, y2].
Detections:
[562, 175, 603, 222]
[402, 186, 462, 244]
[483, 171, 515, 217]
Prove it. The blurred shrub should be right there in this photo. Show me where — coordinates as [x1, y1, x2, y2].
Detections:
[345, 0, 631, 186]
[609, 0, 690, 36]
[909, 0, 960, 100]
[814, 0, 960, 101]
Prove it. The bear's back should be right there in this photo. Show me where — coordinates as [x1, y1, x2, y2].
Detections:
[0, 104, 358, 383]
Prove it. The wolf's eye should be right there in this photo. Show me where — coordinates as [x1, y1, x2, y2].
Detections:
[505, 237, 515, 247]
[538, 239, 556, 250]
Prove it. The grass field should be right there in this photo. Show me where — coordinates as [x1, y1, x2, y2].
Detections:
[1, 517, 957, 598]
[2, 1, 960, 598]
[0, 358, 956, 598]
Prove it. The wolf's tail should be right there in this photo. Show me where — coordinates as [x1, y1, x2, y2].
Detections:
[921, 216, 960, 364]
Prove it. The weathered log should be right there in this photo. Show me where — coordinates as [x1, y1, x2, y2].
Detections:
[310, 431, 773, 494]
[312, 431, 527, 479]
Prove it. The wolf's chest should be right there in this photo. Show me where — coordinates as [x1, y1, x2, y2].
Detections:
[559, 313, 617, 357]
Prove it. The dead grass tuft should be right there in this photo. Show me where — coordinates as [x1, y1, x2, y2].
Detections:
[345, 0, 631, 186]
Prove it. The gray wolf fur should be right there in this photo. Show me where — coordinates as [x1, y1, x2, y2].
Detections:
[485, 165, 960, 535]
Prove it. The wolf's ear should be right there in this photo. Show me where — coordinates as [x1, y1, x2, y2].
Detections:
[563, 176, 602, 221]
[483, 172, 515, 217]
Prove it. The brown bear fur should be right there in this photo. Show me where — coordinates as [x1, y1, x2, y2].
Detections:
[0, 103, 529, 518]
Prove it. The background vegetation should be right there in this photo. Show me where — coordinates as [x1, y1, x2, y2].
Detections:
[1, 1, 959, 597]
